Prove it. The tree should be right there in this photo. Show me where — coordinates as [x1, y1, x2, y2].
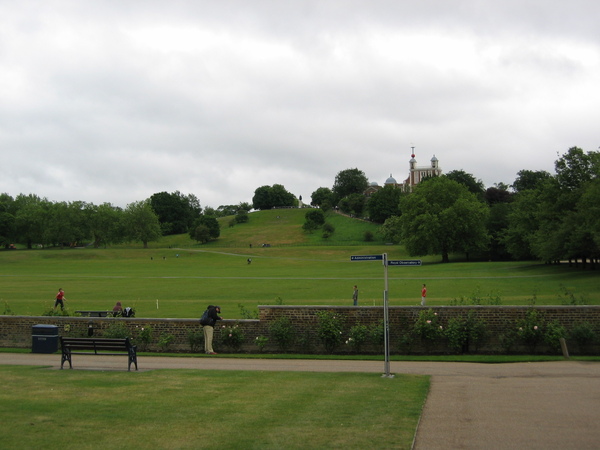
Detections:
[303, 209, 325, 233]
[150, 191, 201, 235]
[444, 170, 485, 199]
[332, 168, 368, 205]
[189, 215, 220, 243]
[512, 170, 551, 193]
[398, 177, 489, 262]
[123, 200, 162, 248]
[87, 203, 124, 248]
[310, 187, 333, 207]
[252, 184, 295, 210]
[338, 193, 366, 217]
[366, 185, 403, 223]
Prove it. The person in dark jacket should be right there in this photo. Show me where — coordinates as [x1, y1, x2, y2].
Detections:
[202, 305, 222, 354]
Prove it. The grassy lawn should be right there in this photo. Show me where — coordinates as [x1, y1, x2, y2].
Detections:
[0, 365, 428, 449]
[1, 209, 598, 317]
[1, 245, 599, 318]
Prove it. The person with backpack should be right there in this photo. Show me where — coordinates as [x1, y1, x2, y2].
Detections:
[200, 305, 222, 355]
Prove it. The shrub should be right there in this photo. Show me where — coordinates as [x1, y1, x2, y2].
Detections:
[412, 309, 443, 349]
[103, 321, 129, 339]
[346, 323, 369, 353]
[269, 316, 296, 352]
[135, 326, 153, 351]
[255, 336, 269, 352]
[187, 329, 204, 352]
[238, 303, 259, 319]
[543, 320, 567, 353]
[220, 323, 244, 351]
[157, 333, 175, 351]
[444, 311, 488, 354]
[316, 311, 344, 353]
[364, 230, 374, 242]
[569, 322, 597, 352]
[517, 309, 545, 353]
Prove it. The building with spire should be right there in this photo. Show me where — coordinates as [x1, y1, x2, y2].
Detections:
[365, 148, 442, 196]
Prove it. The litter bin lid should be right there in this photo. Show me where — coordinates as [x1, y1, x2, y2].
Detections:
[32, 324, 59, 335]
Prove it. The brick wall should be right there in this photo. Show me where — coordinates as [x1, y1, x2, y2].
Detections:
[2, 305, 599, 355]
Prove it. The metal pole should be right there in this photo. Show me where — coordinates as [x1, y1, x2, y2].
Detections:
[382, 253, 393, 378]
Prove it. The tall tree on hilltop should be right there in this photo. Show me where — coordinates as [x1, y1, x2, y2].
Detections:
[332, 168, 368, 205]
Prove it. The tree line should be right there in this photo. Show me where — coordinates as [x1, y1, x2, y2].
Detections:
[306, 147, 599, 264]
[0, 191, 238, 249]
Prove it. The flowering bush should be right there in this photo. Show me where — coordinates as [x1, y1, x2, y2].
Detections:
[346, 324, 369, 353]
[444, 311, 488, 354]
[255, 336, 269, 352]
[517, 309, 545, 352]
[136, 326, 153, 351]
[220, 323, 245, 351]
[543, 320, 566, 353]
[412, 309, 443, 346]
[316, 311, 344, 353]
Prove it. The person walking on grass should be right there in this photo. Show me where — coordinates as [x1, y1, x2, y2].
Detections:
[421, 284, 427, 306]
[54, 288, 66, 311]
[202, 305, 222, 355]
[353, 285, 359, 306]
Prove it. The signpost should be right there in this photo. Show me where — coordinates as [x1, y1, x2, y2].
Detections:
[351, 253, 421, 378]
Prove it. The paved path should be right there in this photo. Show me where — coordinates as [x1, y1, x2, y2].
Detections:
[2, 353, 599, 449]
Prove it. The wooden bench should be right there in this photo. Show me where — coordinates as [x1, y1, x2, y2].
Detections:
[60, 337, 138, 371]
[75, 310, 111, 317]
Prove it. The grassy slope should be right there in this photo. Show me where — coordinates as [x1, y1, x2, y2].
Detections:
[1, 209, 599, 318]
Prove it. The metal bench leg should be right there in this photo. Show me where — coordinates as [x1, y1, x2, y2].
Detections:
[61, 349, 72, 369]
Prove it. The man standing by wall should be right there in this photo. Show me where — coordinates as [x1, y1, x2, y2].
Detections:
[201, 305, 222, 355]
[421, 284, 427, 306]
[352, 285, 359, 306]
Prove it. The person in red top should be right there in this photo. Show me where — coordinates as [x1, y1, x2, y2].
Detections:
[54, 288, 66, 311]
[421, 284, 427, 306]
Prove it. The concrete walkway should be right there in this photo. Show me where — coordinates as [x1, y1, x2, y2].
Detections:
[2, 353, 599, 449]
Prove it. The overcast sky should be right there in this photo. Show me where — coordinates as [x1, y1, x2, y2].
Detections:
[2, 1, 599, 209]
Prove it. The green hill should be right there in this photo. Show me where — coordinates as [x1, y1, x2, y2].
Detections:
[160, 208, 385, 248]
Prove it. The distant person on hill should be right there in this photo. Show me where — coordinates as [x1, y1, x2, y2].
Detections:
[112, 301, 123, 316]
[353, 285, 359, 306]
[54, 288, 66, 311]
[421, 284, 427, 306]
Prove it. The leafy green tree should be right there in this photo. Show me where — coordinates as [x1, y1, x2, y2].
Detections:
[150, 191, 201, 235]
[366, 185, 402, 223]
[14, 194, 53, 248]
[310, 187, 333, 207]
[252, 184, 296, 210]
[123, 200, 162, 248]
[87, 203, 124, 248]
[338, 193, 366, 217]
[189, 215, 220, 243]
[512, 169, 551, 192]
[380, 215, 402, 244]
[398, 177, 489, 262]
[445, 170, 485, 199]
[332, 168, 368, 205]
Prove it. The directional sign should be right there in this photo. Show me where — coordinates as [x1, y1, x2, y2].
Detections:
[388, 259, 422, 266]
[350, 255, 383, 261]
